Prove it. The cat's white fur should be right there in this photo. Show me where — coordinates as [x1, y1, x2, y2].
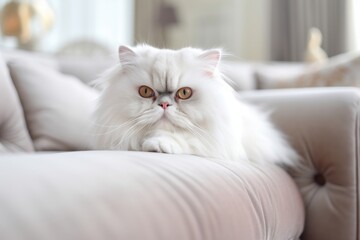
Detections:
[94, 45, 297, 164]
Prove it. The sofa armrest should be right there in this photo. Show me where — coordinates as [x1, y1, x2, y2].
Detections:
[242, 87, 360, 240]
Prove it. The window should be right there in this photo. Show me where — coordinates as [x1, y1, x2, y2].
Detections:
[0, 0, 134, 53]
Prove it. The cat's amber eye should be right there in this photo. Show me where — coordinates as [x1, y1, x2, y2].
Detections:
[138, 85, 155, 98]
[176, 87, 192, 100]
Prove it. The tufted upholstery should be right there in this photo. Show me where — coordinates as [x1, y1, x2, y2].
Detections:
[242, 88, 360, 240]
[0, 53, 34, 152]
[1, 48, 360, 239]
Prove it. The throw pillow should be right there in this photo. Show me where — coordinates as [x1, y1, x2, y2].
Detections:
[8, 59, 99, 151]
[255, 63, 307, 89]
[256, 53, 360, 89]
[0, 53, 34, 152]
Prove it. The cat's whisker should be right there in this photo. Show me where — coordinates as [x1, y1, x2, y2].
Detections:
[115, 112, 157, 147]
[95, 108, 158, 137]
[116, 122, 141, 147]
[173, 111, 215, 150]
[116, 121, 149, 149]
[94, 118, 140, 136]
[187, 125, 214, 149]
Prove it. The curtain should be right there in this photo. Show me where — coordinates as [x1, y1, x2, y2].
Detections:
[270, 0, 350, 61]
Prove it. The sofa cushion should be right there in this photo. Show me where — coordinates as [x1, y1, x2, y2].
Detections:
[0, 151, 304, 240]
[7, 59, 99, 151]
[0, 53, 34, 152]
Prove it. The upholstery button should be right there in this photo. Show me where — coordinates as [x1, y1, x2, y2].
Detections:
[314, 173, 326, 186]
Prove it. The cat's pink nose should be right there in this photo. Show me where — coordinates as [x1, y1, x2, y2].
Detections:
[159, 102, 170, 109]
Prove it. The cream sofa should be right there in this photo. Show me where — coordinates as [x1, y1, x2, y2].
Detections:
[0, 49, 359, 240]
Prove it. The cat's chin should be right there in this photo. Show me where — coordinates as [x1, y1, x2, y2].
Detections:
[154, 111, 180, 130]
[158, 113, 173, 124]
[154, 118, 175, 132]
[157, 110, 190, 130]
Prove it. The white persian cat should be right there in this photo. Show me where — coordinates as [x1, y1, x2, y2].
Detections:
[94, 45, 297, 165]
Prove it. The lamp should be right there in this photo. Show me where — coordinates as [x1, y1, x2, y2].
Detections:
[158, 4, 178, 27]
[157, 3, 178, 47]
[0, 0, 54, 50]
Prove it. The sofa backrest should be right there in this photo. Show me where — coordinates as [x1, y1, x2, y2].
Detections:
[0, 48, 307, 153]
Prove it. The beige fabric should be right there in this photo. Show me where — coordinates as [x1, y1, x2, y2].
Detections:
[0, 151, 304, 240]
[242, 87, 360, 240]
[0, 53, 34, 153]
[257, 53, 360, 89]
[255, 62, 306, 89]
[7, 60, 99, 151]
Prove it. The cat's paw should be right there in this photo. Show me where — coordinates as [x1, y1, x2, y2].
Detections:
[142, 137, 182, 154]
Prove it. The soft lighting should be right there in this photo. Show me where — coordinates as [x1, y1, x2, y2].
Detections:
[0, 0, 54, 49]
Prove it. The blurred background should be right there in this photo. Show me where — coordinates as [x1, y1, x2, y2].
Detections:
[0, 0, 359, 61]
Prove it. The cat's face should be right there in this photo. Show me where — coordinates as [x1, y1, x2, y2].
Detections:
[100, 45, 233, 134]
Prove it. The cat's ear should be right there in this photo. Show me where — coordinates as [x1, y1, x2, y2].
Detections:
[198, 49, 221, 76]
[199, 49, 221, 68]
[118, 45, 137, 66]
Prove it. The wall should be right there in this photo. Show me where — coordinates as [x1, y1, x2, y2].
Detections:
[165, 0, 270, 61]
